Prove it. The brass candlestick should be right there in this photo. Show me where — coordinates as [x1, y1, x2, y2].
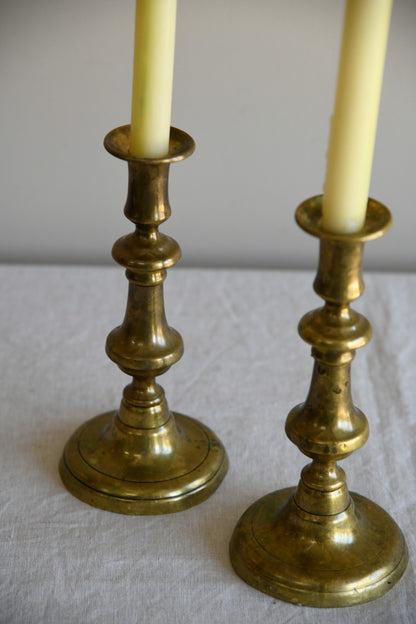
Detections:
[60, 125, 228, 514]
[230, 196, 408, 607]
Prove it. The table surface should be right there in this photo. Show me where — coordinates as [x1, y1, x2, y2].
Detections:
[1, 265, 415, 624]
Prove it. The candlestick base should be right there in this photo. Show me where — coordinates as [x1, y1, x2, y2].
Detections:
[230, 487, 407, 607]
[229, 197, 407, 606]
[60, 410, 227, 514]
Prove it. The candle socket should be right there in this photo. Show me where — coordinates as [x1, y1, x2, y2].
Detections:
[229, 196, 407, 607]
[59, 125, 228, 514]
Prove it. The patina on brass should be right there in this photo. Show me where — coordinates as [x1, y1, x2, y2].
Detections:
[59, 125, 228, 514]
[230, 196, 407, 607]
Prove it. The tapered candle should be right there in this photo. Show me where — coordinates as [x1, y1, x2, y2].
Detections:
[322, 0, 392, 233]
[129, 0, 177, 157]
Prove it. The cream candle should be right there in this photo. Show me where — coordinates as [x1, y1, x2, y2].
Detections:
[129, 0, 177, 158]
[322, 0, 392, 233]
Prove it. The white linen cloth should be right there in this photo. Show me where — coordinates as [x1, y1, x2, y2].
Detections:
[0, 265, 414, 623]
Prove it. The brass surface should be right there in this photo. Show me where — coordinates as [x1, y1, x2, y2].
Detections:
[60, 126, 228, 514]
[230, 196, 407, 607]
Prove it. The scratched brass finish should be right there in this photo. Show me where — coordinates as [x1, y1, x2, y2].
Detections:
[60, 125, 228, 514]
[230, 196, 407, 606]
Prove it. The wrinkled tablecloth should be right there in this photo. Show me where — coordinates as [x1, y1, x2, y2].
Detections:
[1, 265, 415, 623]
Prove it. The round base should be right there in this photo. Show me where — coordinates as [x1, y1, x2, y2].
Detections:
[230, 487, 408, 607]
[60, 411, 228, 515]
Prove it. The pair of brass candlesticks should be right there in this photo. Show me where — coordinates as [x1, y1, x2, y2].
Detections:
[60, 125, 407, 607]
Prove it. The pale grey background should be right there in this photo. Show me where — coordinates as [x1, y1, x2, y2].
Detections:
[1, 0, 415, 270]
